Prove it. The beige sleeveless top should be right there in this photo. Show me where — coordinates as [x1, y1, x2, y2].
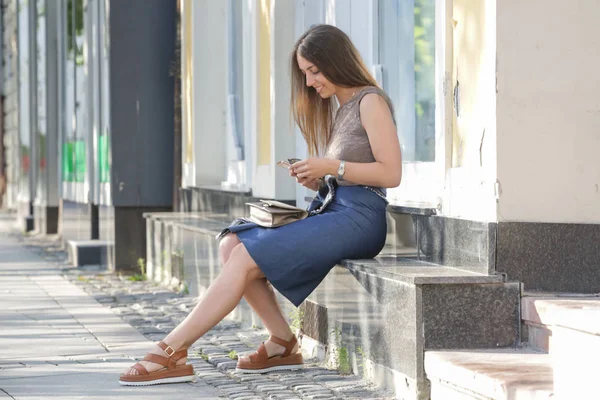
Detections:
[323, 86, 395, 187]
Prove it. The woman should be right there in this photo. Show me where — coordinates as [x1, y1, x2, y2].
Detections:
[119, 24, 401, 386]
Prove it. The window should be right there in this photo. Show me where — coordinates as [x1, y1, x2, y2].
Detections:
[379, 0, 436, 162]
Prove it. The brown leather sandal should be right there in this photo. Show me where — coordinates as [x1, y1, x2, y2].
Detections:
[236, 335, 303, 374]
[119, 341, 195, 386]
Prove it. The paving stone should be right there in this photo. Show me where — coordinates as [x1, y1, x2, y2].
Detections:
[239, 376, 271, 383]
[204, 378, 234, 386]
[217, 384, 249, 391]
[196, 371, 225, 378]
[228, 395, 263, 400]
[290, 384, 323, 390]
[269, 395, 302, 400]
[255, 383, 287, 392]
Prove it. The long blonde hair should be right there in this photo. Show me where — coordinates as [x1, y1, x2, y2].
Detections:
[290, 24, 379, 156]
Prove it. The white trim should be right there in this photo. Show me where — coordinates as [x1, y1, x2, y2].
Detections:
[246, 0, 258, 192]
[386, 0, 449, 208]
[181, 0, 195, 188]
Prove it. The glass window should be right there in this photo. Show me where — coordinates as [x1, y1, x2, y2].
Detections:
[18, 0, 31, 198]
[62, 0, 76, 183]
[99, 0, 110, 185]
[36, 0, 47, 197]
[74, 0, 87, 184]
[379, 0, 436, 162]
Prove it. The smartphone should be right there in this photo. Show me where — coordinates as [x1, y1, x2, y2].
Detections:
[277, 158, 301, 169]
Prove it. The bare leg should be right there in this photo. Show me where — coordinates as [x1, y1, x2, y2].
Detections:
[123, 242, 266, 375]
[219, 234, 297, 361]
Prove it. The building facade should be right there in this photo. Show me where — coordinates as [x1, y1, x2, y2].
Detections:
[1, 0, 177, 269]
[2, 0, 600, 396]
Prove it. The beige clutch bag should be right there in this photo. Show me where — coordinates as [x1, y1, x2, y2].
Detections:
[246, 200, 309, 228]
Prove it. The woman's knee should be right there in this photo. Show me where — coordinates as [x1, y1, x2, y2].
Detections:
[218, 233, 241, 265]
[224, 243, 264, 280]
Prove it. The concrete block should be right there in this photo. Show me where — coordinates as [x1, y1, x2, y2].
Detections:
[67, 240, 113, 267]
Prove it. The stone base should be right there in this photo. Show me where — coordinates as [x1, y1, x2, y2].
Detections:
[34, 205, 59, 234]
[387, 210, 600, 293]
[67, 240, 113, 267]
[497, 222, 600, 293]
[114, 206, 171, 271]
[16, 201, 34, 232]
[22, 215, 34, 232]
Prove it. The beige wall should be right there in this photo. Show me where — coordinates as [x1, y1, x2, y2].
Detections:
[496, 0, 600, 223]
[443, 0, 497, 221]
[257, 0, 272, 166]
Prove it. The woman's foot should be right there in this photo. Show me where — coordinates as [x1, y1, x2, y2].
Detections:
[238, 338, 299, 362]
[122, 342, 188, 376]
[119, 341, 195, 386]
[236, 335, 303, 374]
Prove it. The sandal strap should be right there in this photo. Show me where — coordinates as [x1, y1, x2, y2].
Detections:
[248, 343, 268, 363]
[132, 362, 149, 375]
[269, 335, 297, 357]
[157, 341, 188, 360]
[143, 353, 175, 369]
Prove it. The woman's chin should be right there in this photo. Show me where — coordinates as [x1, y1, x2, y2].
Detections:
[317, 90, 332, 99]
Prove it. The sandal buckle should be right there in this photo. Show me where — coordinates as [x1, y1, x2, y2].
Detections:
[163, 345, 175, 357]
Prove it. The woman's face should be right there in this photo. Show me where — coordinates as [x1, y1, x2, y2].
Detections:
[296, 53, 336, 99]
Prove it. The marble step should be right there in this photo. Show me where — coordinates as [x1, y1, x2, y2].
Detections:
[522, 294, 600, 353]
[522, 294, 600, 398]
[424, 349, 554, 400]
[300, 257, 521, 399]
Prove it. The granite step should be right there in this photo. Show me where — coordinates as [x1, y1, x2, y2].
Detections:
[144, 211, 521, 399]
[424, 349, 554, 400]
[300, 257, 521, 399]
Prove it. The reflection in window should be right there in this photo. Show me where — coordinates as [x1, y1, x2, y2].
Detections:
[37, 0, 47, 196]
[99, 0, 111, 184]
[74, 0, 87, 183]
[379, 0, 435, 162]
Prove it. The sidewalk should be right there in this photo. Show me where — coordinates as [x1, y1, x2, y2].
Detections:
[0, 213, 391, 400]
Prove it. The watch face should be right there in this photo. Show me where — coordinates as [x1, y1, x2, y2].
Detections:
[337, 161, 345, 176]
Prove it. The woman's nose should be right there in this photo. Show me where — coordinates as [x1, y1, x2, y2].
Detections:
[305, 74, 314, 87]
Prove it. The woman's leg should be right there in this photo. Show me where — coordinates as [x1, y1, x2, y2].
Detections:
[123, 241, 267, 375]
[219, 234, 297, 360]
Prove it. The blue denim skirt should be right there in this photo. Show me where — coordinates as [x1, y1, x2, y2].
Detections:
[224, 186, 387, 307]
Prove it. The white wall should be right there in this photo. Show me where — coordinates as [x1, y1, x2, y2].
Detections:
[496, 0, 600, 223]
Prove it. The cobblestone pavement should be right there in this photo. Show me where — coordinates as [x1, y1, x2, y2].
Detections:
[18, 233, 393, 400]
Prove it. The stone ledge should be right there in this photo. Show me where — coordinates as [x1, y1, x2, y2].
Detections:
[342, 256, 504, 285]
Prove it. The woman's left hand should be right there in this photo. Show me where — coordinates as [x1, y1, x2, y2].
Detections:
[292, 158, 335, 180]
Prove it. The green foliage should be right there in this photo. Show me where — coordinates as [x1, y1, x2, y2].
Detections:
[127, 274, 145, 282]
[330, 327, 351, 374]
[289, 308, 305, 332]
[337, 347, 351, 375]
[228, 350, 238, 360]
[137, 258, 146, 276]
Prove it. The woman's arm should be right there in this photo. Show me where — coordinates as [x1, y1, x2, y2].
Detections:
[294, 93, 402, 188]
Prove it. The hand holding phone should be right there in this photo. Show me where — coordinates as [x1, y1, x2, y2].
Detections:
[277, 158, 301, 169]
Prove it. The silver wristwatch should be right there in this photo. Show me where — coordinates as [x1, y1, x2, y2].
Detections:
[337, 160, 346, 181]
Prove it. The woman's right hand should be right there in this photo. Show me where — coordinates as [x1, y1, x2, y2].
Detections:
[289, 166, 320, 191]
